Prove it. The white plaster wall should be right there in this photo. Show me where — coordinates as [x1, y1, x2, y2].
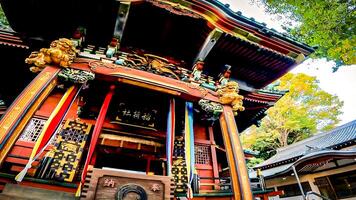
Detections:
[268, 195, 304, 200]
[268, 194, 323, 200]
[341, 144, 356, 150]
[265, 164, 356, 200]
[340, 197, 356, 200]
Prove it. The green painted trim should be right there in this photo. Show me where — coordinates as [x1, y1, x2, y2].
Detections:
[258, 89, 288, 96]
[175, 193, 187, 197]
[244, 149, 258, 156]
[194, 192, 233, 197]
[192, 189, 275, 197]
[252, 189, 274, 194]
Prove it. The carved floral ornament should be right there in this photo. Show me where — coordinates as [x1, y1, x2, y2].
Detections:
[198, 99, 223, 122]
[147, 0, 201, 19]
[24, 39, 243, 115]
[58, 68, 95, 84]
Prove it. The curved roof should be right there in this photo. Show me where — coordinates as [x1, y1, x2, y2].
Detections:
[236, 89, 287, 132]
[256, 120, 356, 169]
[250, 148, 356, 179]
[191, 0, 314, 54]
[0, 29, 28, 49]
[1, 0, 314, 55]
[1, 0, 314, 89]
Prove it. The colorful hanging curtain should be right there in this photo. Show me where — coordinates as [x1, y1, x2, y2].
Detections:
[15, 85, 80, 182]
[184, 102, 195, 198]
[36, 119, 92, 182]
[76, 85, 116, 197]
[166, 98, 175, 176]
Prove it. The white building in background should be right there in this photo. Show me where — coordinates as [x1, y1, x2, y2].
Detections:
[251, 120, 356, 200]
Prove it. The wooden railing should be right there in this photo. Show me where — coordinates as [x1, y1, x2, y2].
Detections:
[306, 191, 331, 200]
[194, 176, 232, 194]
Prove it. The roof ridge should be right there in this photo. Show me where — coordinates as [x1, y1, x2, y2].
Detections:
[277, 120, 356, 153]
[257, 119, 356, 168]
[202, 0, 314, 53]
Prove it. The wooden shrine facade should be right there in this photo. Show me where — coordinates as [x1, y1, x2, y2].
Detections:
[0, 0, 314, 199]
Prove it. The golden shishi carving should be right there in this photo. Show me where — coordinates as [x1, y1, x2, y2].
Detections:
[25, 38, 77, 72]
[217, 81, 245, 115]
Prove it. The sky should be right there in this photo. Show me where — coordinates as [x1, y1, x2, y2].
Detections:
[220, 0, 356, 125]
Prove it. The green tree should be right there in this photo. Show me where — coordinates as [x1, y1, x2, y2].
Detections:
[242, 73, 343, 161]
[0, 5, 10, 29]
[252, 0, 355, 70]
[242, 125, 279, 161]
[246, 157, 264, 168]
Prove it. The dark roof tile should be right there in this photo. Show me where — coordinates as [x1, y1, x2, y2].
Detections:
[256, 120, 356, 168]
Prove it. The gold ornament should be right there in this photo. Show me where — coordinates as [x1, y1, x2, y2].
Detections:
[25, 38, 77, 72]
[145, 54, 180, 80]
[217, 81, 245, 115]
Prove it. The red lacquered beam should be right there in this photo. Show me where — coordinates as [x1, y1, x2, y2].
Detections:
[71, 61, 219, 103]
[0, 67, 58, 167]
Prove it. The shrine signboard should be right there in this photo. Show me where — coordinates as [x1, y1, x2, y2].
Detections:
[111, 102, 159, 130]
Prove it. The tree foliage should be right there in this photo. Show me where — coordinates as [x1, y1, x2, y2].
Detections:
[252, 0, 355, 70]
[0, 5, 10, 29]
[242, 126, 280, 160]
[242, 73, 343, 161]
[246, 157, 265, 168]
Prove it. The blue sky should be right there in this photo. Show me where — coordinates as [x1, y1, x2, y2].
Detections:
[220, 0, 356, 125]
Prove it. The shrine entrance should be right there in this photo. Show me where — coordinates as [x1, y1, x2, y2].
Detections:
[76, 81, 169, 171]
[76, 81, 176, 199]
[95, 147, 154, 173]
[94, 139, 166, 175]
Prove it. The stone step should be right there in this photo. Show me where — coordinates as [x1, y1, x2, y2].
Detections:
[1, 184, 76, 200]
[0, 193, 35, 200]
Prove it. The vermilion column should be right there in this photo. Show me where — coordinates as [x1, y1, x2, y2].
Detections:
[77, 85, 116, 197]
[219, 105, 253, 200]
[0, 66, 60, 165]
[208, 126, 220, 190]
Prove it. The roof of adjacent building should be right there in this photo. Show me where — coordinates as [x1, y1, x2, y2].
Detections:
[0, 29, 28, 49]
[255, 120, 356, 169]
[250, 148, 356, 179]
